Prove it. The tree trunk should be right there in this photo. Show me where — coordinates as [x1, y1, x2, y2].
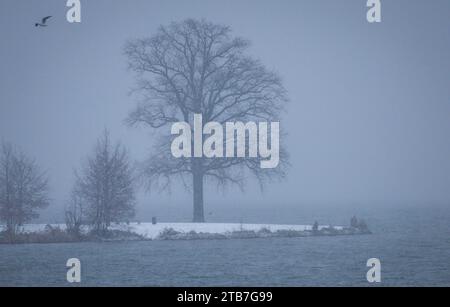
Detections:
[192, 159, 205, 223]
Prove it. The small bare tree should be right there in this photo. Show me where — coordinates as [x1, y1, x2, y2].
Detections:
[74, 131, 135, 234]
[0, 142, 49, 240]
[124, 19, 288, 222]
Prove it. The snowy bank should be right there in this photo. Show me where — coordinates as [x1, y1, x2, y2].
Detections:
[112, 222, 345, 239]
[1, 222, 370, 242]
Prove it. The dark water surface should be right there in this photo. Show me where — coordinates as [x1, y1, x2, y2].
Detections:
[1, 206, 449, 286]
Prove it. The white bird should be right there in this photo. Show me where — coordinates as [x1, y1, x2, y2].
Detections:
[35, 16, 52, 27]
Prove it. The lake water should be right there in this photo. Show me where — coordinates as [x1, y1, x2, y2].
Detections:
[1, 206, 449, 286]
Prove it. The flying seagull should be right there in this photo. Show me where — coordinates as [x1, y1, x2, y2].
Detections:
[35, 16, 52, 27]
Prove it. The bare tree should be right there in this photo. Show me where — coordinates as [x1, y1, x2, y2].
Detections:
[124, 19, 288, 222]
[64, 189, 84, 237]
[0, 142, 49, 240]
[74, 131, 135, 233]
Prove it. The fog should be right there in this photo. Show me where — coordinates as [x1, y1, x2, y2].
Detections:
[1, 0, 450, 223]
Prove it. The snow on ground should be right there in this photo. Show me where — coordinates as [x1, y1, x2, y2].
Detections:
[0, 222, 343, 239]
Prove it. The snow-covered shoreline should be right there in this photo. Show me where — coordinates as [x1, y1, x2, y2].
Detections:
[0, 222, 358, 241]
[113, 222, 345, 239]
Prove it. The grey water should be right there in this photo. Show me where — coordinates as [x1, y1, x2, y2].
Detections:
[1, 206, 450, 287]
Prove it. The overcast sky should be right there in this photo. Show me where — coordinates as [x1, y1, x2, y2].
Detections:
[1, 0, 450, 222]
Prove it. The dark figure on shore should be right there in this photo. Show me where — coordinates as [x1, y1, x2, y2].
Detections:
[312, 221, 319, 234]
[350, 216, 358, 228]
